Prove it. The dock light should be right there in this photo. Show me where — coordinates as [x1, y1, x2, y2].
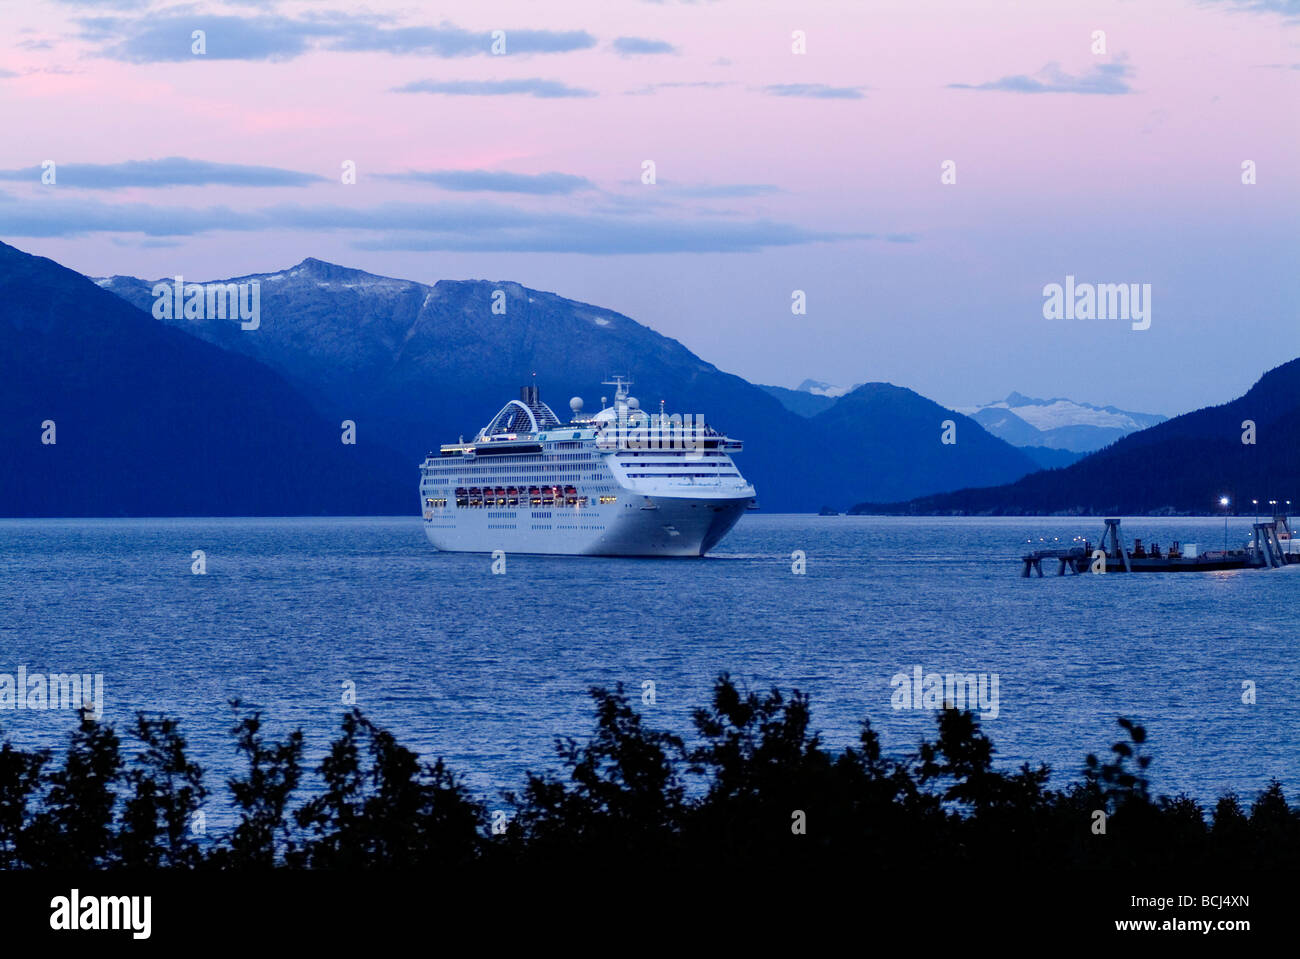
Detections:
[1220, 496, 1230, 553]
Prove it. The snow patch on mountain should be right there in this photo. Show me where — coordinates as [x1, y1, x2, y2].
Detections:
[956, 393, 1163, 432]
[796, 378, 861, 398]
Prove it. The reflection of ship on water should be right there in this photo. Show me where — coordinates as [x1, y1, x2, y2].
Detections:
[1021, 511, 1300, 576]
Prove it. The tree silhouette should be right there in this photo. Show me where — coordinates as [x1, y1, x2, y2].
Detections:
[118, 713, 208, 869]
[23, 715, 122, 869]
[211, 701, 303, 870]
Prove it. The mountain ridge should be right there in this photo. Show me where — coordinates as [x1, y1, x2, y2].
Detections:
[852, 358, 1300, 516]
[0, 241, 411, 516]
[93, 255, 1046, 513]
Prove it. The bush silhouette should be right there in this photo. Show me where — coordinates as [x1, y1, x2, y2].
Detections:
[1, 676, 1298, 870]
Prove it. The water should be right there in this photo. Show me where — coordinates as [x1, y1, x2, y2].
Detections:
[2, 515, 1297, 829]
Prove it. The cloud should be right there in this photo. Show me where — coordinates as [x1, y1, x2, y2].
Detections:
[393, 78, 595, 98]
[0, 69, 18, 79]
[625, 80, 732, 95]
[346, 214, 869, 255]
[0, 192, 879, 254]
[1199, 0, 1300, 17]
[0, 194, 253, 237]
[331, 23, 595, 56]
[80, 13, 316, 62]
[0, 158, 325, 189]
[664, 183, 781, 198]
[379, 170, 594, 195]
[51, 0, 153, 9]
[77, 13, 596, 63]
[612, 36, 677, 56]
[949, 59, 1134, 94]
[763, 83, 866, 99]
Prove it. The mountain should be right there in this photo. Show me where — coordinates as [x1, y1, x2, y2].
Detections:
[1018, 446, 1085, 470]
[807, 383, 1042, 503]
[98, 258, 1046, 513]
[99, 259, 836, 511]
[761, 378, 865, 417]
[797, 378, 860, 399]
[0, 242, 410, 516]
[957, 392, 1166, 452]
[853, 360, 1300, 515]
[758, 383, 838, 417]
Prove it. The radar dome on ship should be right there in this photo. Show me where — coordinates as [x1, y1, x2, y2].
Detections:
[626, 396, 640, 410]
[570, 396, 584, 413]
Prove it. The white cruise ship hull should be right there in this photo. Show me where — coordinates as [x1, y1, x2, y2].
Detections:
[423, 492, 749, 557]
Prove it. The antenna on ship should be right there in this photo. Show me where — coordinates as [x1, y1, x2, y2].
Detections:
[601, 374, 632, 403]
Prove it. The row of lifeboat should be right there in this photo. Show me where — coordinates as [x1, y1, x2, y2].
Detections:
[454, 485, 585, 508]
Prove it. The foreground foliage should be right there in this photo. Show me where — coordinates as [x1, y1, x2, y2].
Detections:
[0, 677, 1296, 870]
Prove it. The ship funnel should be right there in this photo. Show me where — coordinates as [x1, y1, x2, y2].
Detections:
[520, 384, 539, 406]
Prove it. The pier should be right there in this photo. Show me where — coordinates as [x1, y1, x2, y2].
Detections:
[1021, 517, 1298, 576]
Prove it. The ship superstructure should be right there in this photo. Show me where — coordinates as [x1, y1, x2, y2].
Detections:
[419, 378, 755, 556]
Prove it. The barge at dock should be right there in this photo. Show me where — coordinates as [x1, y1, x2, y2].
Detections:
[1021, 516, 1300, 576]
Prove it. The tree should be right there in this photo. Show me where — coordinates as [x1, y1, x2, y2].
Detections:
[0, 737, 47, 869]
[23, 716, 123, 869]
[118, 713, 208, 869]
[296, 710, 485, 868]
[215, 701, 303, 869]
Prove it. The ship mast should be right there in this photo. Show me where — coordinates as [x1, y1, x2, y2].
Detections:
[601, 375, 632, 405]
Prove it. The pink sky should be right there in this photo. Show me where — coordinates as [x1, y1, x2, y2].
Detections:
[1, 0, 1297, 415]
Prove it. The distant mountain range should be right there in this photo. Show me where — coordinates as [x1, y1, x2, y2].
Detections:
[90, 255, 1046, 513]
[4, 240, 1193, 516]
[853, 360, 1300, 516]
[956, 392, 1166, 453]
[762, 381, 1164, 470]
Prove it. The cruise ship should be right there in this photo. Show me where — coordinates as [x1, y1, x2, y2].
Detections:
[419, 378, 756, 556]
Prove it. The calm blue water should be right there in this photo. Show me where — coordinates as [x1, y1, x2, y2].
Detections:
[2, 515, 1297, 829]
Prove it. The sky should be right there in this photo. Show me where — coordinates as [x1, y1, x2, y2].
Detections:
[0, 0, 1297, 417]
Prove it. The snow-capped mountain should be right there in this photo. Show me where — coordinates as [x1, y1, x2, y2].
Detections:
[955, 392, 1166, 453]
[796, 378, 861, 398]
